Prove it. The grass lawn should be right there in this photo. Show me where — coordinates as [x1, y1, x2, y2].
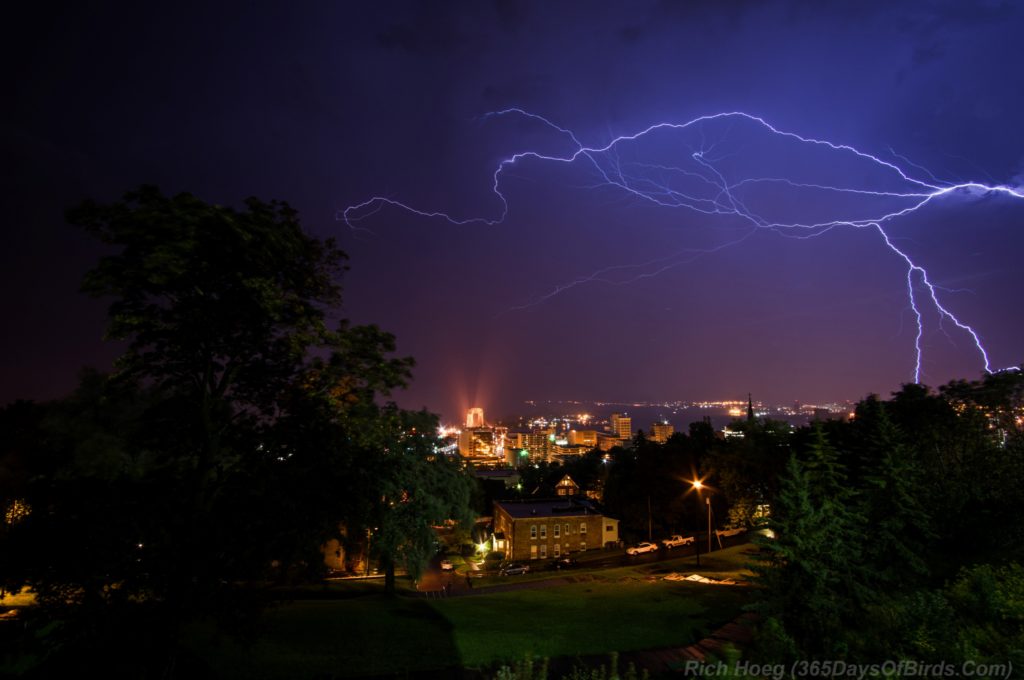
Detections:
[197, 595, 463, 678]
[433, 578, 745, 668]
[202, 545, 755, 677]
[275, 577, 416, 598]
[644, 544, 760, 582]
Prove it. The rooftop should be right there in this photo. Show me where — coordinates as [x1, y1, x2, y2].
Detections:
[472, 469, 520, 479]
[493, 498, 602, 519]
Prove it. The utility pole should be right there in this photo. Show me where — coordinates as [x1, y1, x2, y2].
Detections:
[693, 486, 702, 568]
[647, 495, 652, 542]
[706, 497, 712, 554]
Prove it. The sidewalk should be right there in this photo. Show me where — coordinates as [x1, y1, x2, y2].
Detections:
[627, 612, 758, 674]
[418, 570, 573, 598]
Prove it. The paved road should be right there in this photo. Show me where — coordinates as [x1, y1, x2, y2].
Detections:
[584, 532, 749, 569]
[417, 533, 751, 597]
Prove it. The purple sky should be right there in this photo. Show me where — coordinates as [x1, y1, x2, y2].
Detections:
[3, 1, 1023, 423]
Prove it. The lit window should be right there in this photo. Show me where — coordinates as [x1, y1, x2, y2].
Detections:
[554, 524, 560, 538]
[540, 524, 547, 539]
[579, 523, 587, 535]
[531, 545, 538, 559]
[530, 525, 537, 539]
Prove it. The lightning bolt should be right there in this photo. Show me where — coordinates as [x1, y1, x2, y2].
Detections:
[340, 109, 1022, 383]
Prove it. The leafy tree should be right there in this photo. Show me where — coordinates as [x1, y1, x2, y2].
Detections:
[701, 418, 790, 528]
[0, 187, 472, 674]
[561, 449, 609, 497]
[601, 438, 695, 541]
[359, 408, 473, 593]
[944, 563, 1024, 668]
[886, 378, 1024, 569]
[63, 186, 422, 608]
[871, 563, 1024, 669]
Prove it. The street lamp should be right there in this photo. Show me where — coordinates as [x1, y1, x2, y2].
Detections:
[691, 479, 712, 565]
[691, 480, 703, 567]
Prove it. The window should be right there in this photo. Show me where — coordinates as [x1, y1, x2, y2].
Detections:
[540, 524, 547, 539]
[565, 523, 571, 535]
[554, 543, 560, 557]
[606, 525, 613, 532]
[579, 523, 587, 535]
[580, 541, 586, 551]
[554, 524, 560, 538]
[530, 545, 538, 559]
[539, 544, 547, 559]
[530, 525, 537, 539]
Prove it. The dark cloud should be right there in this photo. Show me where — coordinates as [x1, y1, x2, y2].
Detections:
[911, 42, 945, 67]
[375, 1, 494, 56]
[492, 0, 530, 32]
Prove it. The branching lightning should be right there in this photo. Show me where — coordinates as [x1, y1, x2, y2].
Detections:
[340, 109, 1022, 383]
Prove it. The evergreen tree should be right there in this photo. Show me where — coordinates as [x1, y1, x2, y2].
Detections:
[856, 400, 933, 588]
[754, 428, 868, 657]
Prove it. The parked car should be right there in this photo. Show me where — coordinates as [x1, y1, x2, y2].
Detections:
[440, 559, 454, 571]
[662, 535, 695, 549]
[499, 562, 530, 576]
[547, 556, 579, 570]
[626, 541, 658, 555]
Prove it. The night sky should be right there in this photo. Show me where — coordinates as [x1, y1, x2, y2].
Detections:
[4, 1, 1023, 423]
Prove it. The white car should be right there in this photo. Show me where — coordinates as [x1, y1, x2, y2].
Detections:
[662, 535, 695, 549]
[627, 542, 658, 555]
[440, 559, 454, 571]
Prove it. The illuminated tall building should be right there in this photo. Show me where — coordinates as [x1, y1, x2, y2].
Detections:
[650, 422, 674, 443]
[458, 425, 506, 461]
[466, 407, 485, 428]
[568, 429, 598, 447]
[609, 413, 632, 440]
[523, 428, 556, 463]
[505, 431, 526, 450]
[493, 425, 507, 461]
[458, 428, 495, 458]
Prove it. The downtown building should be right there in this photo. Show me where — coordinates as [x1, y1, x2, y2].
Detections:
[458, 407, 507, 465]
[609, 412, 632, 440]
[650, 421, 674, 443]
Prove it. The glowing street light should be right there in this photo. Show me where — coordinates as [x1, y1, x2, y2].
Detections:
[691, 479, 712, 566]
